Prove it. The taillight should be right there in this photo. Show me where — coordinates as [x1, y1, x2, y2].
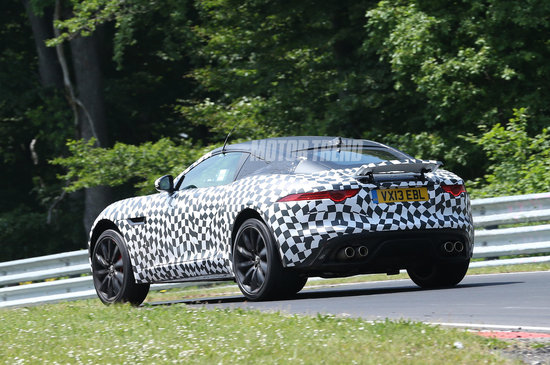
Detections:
[278, 188, 360, 203]
[441, 184, 466, 197]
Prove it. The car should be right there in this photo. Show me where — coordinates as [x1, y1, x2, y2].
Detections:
[89, 136, 474, 305]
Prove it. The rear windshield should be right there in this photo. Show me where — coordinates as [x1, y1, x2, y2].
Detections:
[237, 146, 408, 178]
[306, 147, 405, 169]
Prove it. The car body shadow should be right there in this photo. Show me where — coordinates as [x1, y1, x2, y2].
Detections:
[145, 280, 522, 307]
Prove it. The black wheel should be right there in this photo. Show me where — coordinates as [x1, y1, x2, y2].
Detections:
[232, 218, 306, 300]
[407, 259, 470, 289]
[91, 229, 150, 305]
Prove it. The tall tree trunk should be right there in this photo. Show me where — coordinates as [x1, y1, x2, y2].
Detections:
[21, 0, 63, 89]
[70, 35, 108, 144]
[69, 34, 112, 233]
[24, 0, 113, 236]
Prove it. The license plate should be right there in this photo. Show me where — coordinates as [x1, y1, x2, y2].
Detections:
[371, 187, 428, 203]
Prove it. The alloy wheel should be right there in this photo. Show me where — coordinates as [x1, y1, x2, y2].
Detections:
[92, 236, 124, 301]
[234, 225, 268, 295]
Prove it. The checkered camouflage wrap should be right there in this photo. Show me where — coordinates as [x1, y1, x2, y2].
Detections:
[90, 155, 473, 284]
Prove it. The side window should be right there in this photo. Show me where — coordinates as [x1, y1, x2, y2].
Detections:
[235, 154, 269, 180]
[180, 153, 245, 190]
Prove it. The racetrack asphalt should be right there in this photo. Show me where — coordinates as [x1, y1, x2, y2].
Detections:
[151, 271, 550, 332]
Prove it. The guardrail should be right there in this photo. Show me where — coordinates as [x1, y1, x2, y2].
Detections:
[1, 192, 550, 308]
[470, 192, 550, 264]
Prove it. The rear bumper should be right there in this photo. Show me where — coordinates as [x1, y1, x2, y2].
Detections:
[291, 228, 472, 277]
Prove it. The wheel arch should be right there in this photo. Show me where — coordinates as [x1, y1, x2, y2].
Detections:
[89, 219, 121, 257]
[230, 208, 285, 264]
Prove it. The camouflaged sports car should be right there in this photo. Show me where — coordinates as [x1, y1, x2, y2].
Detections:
[89, 136, 473, 305]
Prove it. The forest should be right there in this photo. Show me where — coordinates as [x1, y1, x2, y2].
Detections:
[1, 0, 549, 261]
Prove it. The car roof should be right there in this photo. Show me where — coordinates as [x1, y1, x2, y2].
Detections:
[211, 136, 389, 161]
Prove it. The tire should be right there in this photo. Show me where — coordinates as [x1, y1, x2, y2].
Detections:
[91, 229, 150, 305]
[278, 274, 308, 298]
[232, 218, 306, 300]
[407, 259, 470, 289]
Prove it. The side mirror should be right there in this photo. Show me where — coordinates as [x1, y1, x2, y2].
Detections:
[154, 175, 174, 193]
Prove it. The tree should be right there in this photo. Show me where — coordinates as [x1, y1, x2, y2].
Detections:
[366, 0, 550, 132]
[68, 27, 112, 231]
[465, 108, 550, 197]
[0, 0, 82, 260]
[186, 0, 550, 177]
[4, 0, 550, 261]
[21, 0, 200, 236]
[22, 0, 63, 89]
[51, 138, 211, 195]
[43, 0, 550, 183]
[187, 0, 391, 138]
[1, 0, 201, 259]
[22, 0, 113, 233]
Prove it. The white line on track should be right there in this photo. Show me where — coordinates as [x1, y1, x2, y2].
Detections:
[465, 270, 550, 278]
[307, 271, 550, 333]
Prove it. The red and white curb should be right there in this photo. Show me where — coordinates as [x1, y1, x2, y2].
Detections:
[475, 331, 550, 339]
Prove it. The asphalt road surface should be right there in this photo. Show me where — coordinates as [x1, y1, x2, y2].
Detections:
[155, 271, 550, 331]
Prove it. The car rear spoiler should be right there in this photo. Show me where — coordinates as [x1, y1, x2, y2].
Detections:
[355, 159, 442, 181]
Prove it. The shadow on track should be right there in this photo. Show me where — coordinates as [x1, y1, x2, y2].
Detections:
[145, 280, 522, 307]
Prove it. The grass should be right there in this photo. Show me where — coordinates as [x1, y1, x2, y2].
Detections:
[2, 264, 544, 364]
[144, 262, 550, 303]
[0, 300, 514, 364]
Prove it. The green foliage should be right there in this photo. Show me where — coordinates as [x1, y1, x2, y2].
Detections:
[50, 0, 550, 182]
[189, 0, 394, 137]
[5, 0, 550, 261]
[465, 108, 550, 197]
[0, 0, 85, 259]
[0, 201, 84, 261]
[51, 138, 212, 195]
[185, 0, 550, 148]
[378, 132, 468, 170]
[365, 0, 550, 131]
[49, 0, 197, 69]
[178, 96, 276, 141]
[47, 0, 123, 42]
[43, 0, 550, 180]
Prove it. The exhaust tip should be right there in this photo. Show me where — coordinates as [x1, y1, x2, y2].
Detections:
[357, 246, 369, 257]
[454, 241, 464, 252]
[344, 246, 355, 258]
[443, 241, 455, 253]
[336, 246, 355, 261]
